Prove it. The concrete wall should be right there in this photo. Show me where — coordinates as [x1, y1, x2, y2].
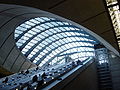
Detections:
[0, 4, 39, 74]
[51, 61, 98, 90]
[109, 54, 120, 90]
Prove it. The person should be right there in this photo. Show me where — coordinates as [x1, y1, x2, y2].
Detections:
[25, 70, 29, 74]
[2, 77, 8, 83]
[27, 84, 32, 90]
[38, 78, 44, 86]
[32, 75, 38, 82]
[36, 78, 44, 89]
[72, 61, 75, 66]
[41, 72, 47, 79]
[77, 60, 83, 65]
[36, 67, 39, 70]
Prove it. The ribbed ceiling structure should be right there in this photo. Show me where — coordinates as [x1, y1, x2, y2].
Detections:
[14, 17, 98, 67]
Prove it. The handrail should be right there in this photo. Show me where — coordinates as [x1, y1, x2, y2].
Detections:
[0, 57, 94, 90]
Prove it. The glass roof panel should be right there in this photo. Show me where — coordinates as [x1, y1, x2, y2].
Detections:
[14, 17, 97, 67]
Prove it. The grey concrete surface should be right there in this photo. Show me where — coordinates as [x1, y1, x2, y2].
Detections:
[51, 61, 98, 90]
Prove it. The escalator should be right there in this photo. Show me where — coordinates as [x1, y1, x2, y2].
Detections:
[0, 57, 95, 90]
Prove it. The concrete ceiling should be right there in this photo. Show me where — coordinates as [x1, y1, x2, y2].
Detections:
[0, 0, 119, 51]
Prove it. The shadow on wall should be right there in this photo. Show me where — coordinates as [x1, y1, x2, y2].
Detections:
[0, 66, 13, 78]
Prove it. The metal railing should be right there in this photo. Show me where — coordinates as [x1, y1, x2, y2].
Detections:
[0, 57, 94, 90]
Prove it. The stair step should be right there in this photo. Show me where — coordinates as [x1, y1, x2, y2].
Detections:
[98, 68, 109, 70]
[99, 80, 112, 83]
[98, 70, 110, 72]
[99, 83, 112, 86]
[99, 87, 112, 90]
[98, 71, 110, 74]
[98, 73, 110, 76]
[99, 76, 111, 79]
[97, 65, 109, 67]
[100, 83, 112, 86]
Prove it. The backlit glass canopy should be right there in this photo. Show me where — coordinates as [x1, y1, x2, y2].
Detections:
[105, 0, 120, 48]
[14, 17, 98, 67]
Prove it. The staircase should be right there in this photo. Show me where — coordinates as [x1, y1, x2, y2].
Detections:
[94, 44, 113, 90]
[96, 62, 113, 90]
[109, 56, 120, 90]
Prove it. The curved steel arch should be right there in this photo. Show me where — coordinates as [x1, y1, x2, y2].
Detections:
[14, 17, 103, 67]
[40, 47, 94, 66]
[35, 40, 94, 65]
[25, 30, 94, 57]
[30, 39, 95, 62]
[15, 19, 62, 42]
[51, 51, 93, 65]
[29, 39, 95, 61]
[37, 45, 94, 66]
[58, 49, 94, 57]
[18, 25, 92, 50]
[53, 56, 90, 65]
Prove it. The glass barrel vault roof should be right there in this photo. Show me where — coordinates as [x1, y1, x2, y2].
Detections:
[14, 17, 98, 68]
